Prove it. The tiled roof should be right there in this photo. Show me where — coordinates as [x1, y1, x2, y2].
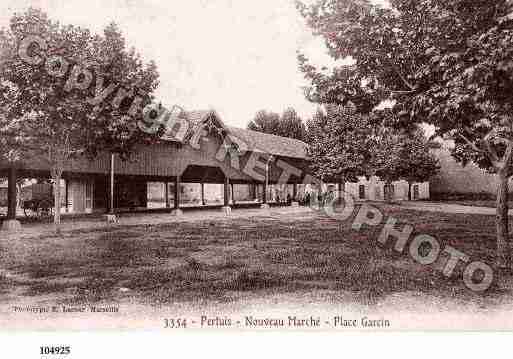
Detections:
[227, 126, 308, 160]
[182, 110, 308, 160]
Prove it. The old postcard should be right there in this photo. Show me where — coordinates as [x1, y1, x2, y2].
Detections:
[1, 0, 513, 351]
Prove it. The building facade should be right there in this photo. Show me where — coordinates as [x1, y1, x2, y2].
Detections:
[1, 110, 433, 223]
[0, 110, 310, 219]
[345, 178, 430, 201]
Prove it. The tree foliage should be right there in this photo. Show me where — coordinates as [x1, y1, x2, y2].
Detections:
[248, 110, 281, 135]
[306, 104, 380, 182]
[394, 129, 441, 186]
[372, 125, 440, 202]
[298, 0, 513, 268]
[0, 8, 159, 226]
[298, 0, 513, 169]
[307, 105, 439, 187]
[248, 107, 307, 141]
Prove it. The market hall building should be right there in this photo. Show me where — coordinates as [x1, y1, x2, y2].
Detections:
[0, 109, 432, 230]
[0, 110, 312, 224]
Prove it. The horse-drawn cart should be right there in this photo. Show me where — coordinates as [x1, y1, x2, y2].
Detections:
[22, 183, 54, 218]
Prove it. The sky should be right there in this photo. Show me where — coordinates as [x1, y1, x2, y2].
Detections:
[1, 0, 346, 128]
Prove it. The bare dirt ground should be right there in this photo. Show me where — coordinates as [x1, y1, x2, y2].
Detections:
[1, 205, 513, 330]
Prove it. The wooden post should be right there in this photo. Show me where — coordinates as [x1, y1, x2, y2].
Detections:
[107, 153, 115, 214]
[293, 183, 298, 200]
[201, 182, 205, 205]
[65, 178, 69, 213]
[7, 167, 17, 220]
[224, 177, 230, 207]
[221, 176, 231, 214]
[170, 176, 182, 216]
[165, 181, 169, 208]
[231, 183, 234, 204]
[262, 180, 267, 204]
[174, 176, 180, 210]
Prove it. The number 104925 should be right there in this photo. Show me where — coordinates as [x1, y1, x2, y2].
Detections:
[40, 346, 71, 355]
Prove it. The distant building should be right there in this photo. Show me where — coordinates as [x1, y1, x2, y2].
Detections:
[305, 177, 430, 202]
[430, 140, 510, 197]
[346, 177, 429, 201]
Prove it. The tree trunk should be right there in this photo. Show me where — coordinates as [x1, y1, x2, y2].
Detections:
[496, 170, 511, 269]
[51, 166, 63, 229]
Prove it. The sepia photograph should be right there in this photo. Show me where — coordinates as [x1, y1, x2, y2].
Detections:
[1, 1, 513, 350]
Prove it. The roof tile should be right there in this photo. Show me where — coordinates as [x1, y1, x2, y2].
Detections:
[181, 110, 308, 159]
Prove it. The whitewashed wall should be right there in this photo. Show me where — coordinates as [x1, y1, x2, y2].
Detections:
[310, 176, 430, 201]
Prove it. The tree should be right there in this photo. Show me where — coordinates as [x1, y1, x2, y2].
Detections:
[298, 59, 384, 115]
[0, 8, 91, 228]
[298, 0, 513, 269]
[248, 108, 307, 141]
[82, 22, 159, 158]
[248, 110, 281, 135]
[0, 8, 159, 229]
[371, 126, 403, 201]
[372, 126, 440, 201]
[306, 104, 379, 188]
[279, 107, 307, 141]
[308, 104, 439, 202]
[395, 130, 441, 200]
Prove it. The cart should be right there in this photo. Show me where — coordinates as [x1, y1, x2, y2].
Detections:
[22, 183, 54, 218]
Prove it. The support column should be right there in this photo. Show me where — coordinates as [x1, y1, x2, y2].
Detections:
[222, 176, 231, 214]
[65, 178, 69, 213]
[201, 182, 206, 206]
[261, 180, 270, 209]
[291, 182, 299, 207]
[104, 153, 117, 223]
[165, 181, 170, 208]
[231, 183, 235, 205]
[2, 167, 21, 231]
[171, 175, 182, 216]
